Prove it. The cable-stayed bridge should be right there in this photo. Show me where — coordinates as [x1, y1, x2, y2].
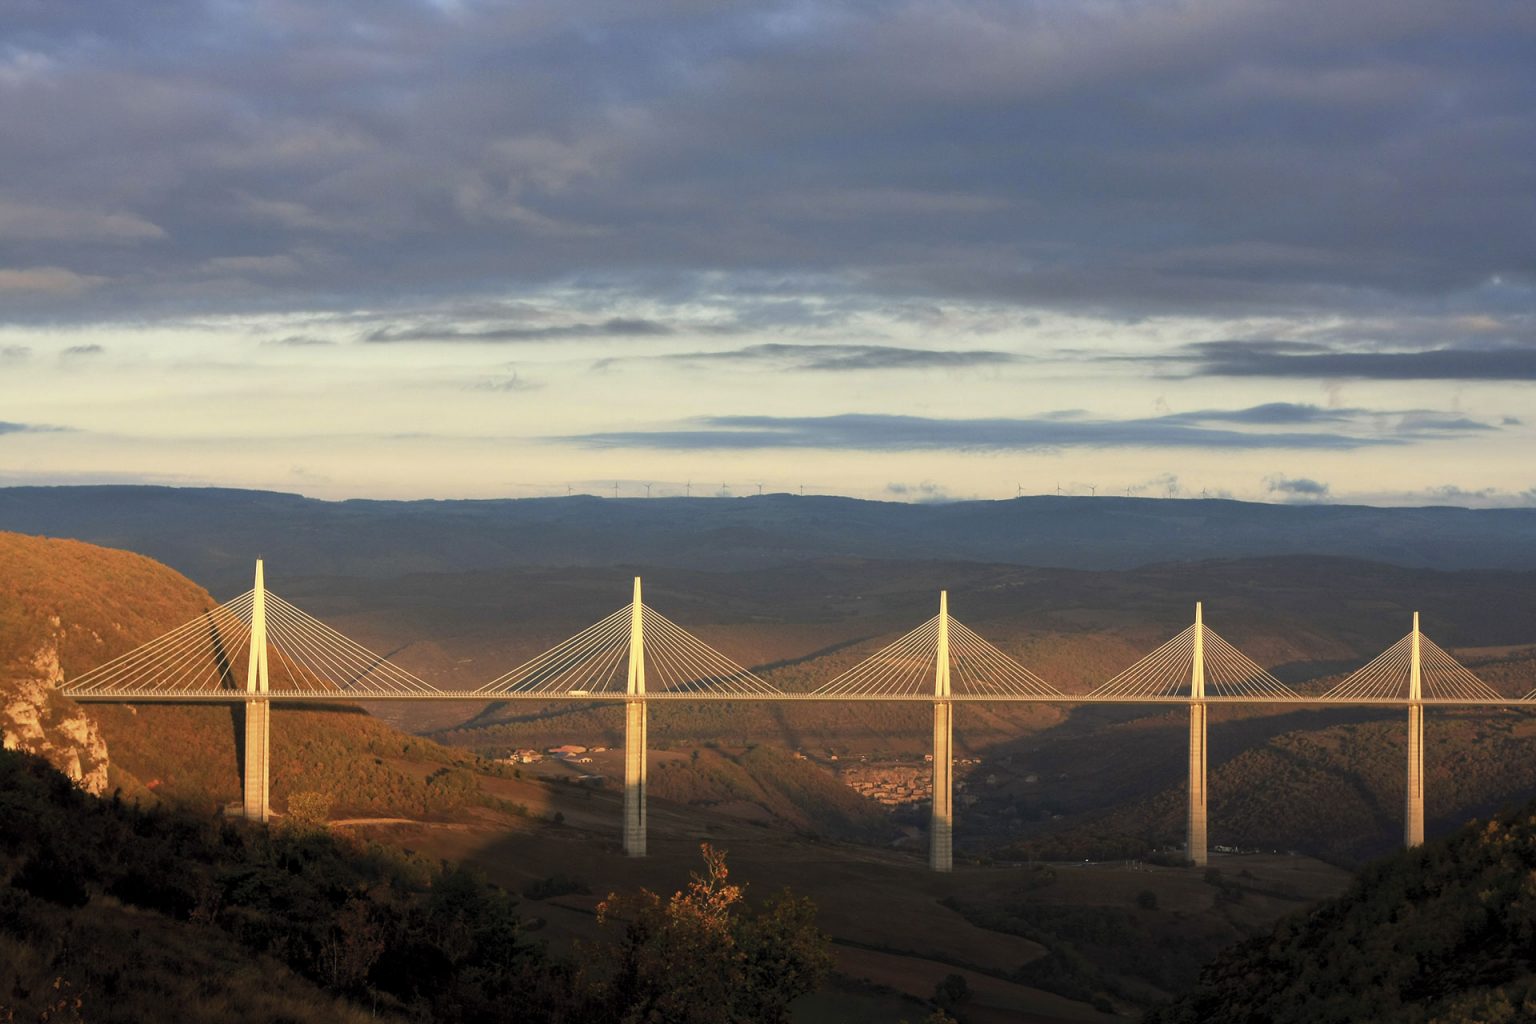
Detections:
[61, 561, 1529, 870]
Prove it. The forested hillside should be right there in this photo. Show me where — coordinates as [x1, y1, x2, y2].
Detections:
[0, 748, 830, 1023]
[1146, 794, 1536, 1023]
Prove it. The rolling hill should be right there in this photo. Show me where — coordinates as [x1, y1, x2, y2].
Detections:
[6, 486, 1536, 594]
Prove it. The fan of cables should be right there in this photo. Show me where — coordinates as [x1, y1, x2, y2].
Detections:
[810, 614, 1060, 698]
[1324, 631, 1500, 701]
[476, 603, 780, 697]
[1090, 623, 1298, 700]
[63, 589, 440, 697]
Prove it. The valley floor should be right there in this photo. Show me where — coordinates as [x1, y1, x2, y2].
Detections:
[334, 766, 1353, 1021]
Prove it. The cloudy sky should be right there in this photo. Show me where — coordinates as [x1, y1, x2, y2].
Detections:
[1, 0, 1533, 504]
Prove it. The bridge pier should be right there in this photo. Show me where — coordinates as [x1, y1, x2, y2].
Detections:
[931, 701, 953, 871]
[1406, 704, 1424, 847]
[625, 700, 647, 856]
[1187, 603, 1208, 867]
[1187, 701, 1207, 866]
[931, 592, 953, 872]
[624, 578, 647, 857]
[1406, 612, 1424, 848]
[242, 559, 271, 822]
[243, 699, 271, 822]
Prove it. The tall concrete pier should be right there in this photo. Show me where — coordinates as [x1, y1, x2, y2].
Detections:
[931, 591, 954, 873]
[624, 577, 648, 856]
[1187, 602, 1208, 867]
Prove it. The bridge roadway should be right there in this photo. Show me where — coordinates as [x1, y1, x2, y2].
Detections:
[67, 690, 1534, 705]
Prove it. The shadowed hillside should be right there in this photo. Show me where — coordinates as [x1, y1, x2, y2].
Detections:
[1145, 794, 1536, 1023]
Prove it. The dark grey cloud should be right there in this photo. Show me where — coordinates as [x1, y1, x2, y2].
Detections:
[1162, 403, 1359, 426]
[0, 1, 1531, 324]
[1177, 339, 1536, 380]
[364, 318, 673, 343]
[649, 342, 1019, 372]
[1266, 475, 1331, 500]
[263, 334, 334, 347]
[60, 344, 104, 357]
[885, 480, 950, 503]
[556, 410, 1416, 453]
[0, 421, 70, 436]
[1129, 403, 1495, 439]
[0, 345, 31, 360]
[465, 371, 540, 393]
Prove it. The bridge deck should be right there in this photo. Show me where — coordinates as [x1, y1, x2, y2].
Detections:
[64, 690, 1536, 706]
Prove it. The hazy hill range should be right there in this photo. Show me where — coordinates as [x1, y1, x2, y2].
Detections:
[6, 486, 1536, 593]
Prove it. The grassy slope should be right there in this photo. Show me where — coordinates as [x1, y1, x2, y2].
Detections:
[0, 532, 506, 821]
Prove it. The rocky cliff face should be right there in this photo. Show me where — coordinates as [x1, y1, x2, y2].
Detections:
[1, 615, 110, 795]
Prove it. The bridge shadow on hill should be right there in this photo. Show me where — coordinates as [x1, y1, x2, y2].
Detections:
[968, 704, 1404, 855]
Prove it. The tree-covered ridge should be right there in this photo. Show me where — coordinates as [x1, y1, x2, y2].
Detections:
[0, 531, 218, 674]
[1146, 797, 1536, 1023]
[0, 748, 831, 1023]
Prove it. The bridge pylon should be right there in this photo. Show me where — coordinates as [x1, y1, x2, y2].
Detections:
[931, 591, 953, 873]
[624, 576, 648, 857]
[242, 559, 271, 823]
[1406, 611, 1424, 848]
[1187, 602, 1208, 867]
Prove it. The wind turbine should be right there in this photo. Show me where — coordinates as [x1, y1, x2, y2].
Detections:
[644, 483, 652, 498]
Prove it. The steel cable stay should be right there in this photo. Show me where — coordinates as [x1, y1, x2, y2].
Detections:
[1201, 630, 1298, 699]
[261, 595, 437, 695]
[1323, 631, 1500, 702]
[477, 605, 634, 695]
[946, 619, 1060, 697]
[62, 590, 255, 696]
[640, 606, 776, 696]
[1089, 622, 1299, 700]
[100, 596, 252, 694]
[811, 616, 941, 697]
[59, 578, 1522, 707]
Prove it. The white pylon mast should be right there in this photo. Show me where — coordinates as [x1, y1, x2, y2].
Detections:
[242, 559, 271, 822]
[1191, 601, 1205, 700]
[1187, 601, 1208, 866]
[245, 559, 269, 695]
[624, 576, 648, 856]
[627, 576, 645, 697]
[931, 591, 954, 872]
[1409, 611, 1422, 702]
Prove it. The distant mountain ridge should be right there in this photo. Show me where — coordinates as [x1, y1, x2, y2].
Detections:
[4, 485, 1536, 591]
